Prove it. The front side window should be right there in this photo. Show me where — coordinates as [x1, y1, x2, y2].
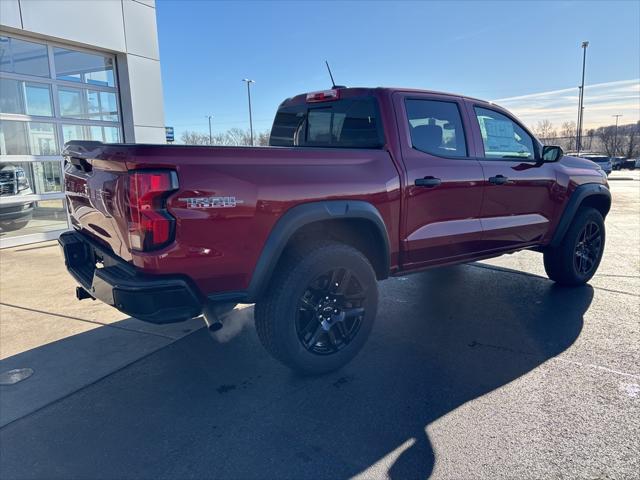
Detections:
[405, 99, 467, 157]
[474, 107, 535, 160]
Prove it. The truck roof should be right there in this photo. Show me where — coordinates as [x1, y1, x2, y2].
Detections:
[279, 86, 493, 108]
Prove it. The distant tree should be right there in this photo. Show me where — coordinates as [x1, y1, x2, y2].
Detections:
[533, 119, 556, 142]
[623, 121, 640, 158]
[559, 121, 577, 151]
[256, 131, 270, 146]
[180, 131, 210, 145]
[180, 128, 270, 146]
[595, 125, 617, 156]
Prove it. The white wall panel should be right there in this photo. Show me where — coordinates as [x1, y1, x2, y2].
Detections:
[0, 0, 22, 29]
[19, 0, 126, 52]
[126, 54, 165, 129]
[133, 0, 155, 8]
[123, 0, 159, 60]
[134, 125, 165, 143]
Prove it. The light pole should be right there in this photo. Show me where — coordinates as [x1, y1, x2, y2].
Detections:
[612, 114, 623, 156]
[576, 41, 589, 155]
[242, 79, 255, 146]
[205, 115, 213, 144]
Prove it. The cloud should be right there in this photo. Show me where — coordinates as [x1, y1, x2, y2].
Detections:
[493, 79, 640, 129]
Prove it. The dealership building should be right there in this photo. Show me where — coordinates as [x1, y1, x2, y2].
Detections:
[0, 0, 166, 247]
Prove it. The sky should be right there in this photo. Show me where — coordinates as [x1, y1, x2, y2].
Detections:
[155, 0, 640, 141]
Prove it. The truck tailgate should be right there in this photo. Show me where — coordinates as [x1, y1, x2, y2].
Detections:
[63, 141, 133, 261]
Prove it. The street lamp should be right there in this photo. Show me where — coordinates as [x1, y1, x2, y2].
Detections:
[613, 114, 623, 156]
[242, 79, 255, 146]
[205, 115, 213, 145]
[576, 41, 589, 155]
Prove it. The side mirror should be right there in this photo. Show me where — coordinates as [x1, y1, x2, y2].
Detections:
[542, 145, 564, 162]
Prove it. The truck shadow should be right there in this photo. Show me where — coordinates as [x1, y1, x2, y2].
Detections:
[0, 263, 593, 479]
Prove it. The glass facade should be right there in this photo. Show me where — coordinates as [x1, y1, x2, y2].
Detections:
[0, 34, 122, 246]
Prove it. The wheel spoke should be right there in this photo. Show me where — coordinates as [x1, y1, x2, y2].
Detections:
[335, 321, 349, 339]
[335, 269, 352, 295]
[326, 329, 339, 350]
[299, 296, 316, 312]
[304, 322, 324, 348]
[343, 307, 365, 319]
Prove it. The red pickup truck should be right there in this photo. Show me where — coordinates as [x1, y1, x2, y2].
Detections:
[60, 87, 610, 374]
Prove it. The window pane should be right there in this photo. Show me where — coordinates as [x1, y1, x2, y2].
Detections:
[0, 161, 62, 196]
[0, 121, 57, 155]
[25, 83, 53, 116]
[28, 122, 57, 155]
[86, 90, 118, 121]
[0, 78, 24, 114]
[103, 126, 120, 143]
[59, 88, 119, 121]
[475, 107, 535, 159]
[406, 99, 467, 157]
[0, 196, 68, 238]
[0, 79, 53, 116]
[53, 47, 114, 86]
[306, 109, 332, 143]
[0, 36, 50, 77]
[0, 120, 28, 154]
[58, 87, 84, 118]
[100, 91, 118, 121]
[62, 124, 119, 143]
[62, 124, 89, 143]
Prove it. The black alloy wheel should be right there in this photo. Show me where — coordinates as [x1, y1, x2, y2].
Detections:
[574, 220, 603, 276]
[295, 267, 366, 355]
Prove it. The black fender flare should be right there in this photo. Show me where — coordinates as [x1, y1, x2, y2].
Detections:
[550, 183, 611, 248]
[245, 200, 390, 302]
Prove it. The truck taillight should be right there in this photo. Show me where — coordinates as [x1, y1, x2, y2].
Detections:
[127, 170, 178, 251]
[306, 89, 340, 102]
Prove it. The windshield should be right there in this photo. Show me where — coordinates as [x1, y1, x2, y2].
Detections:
[584, 156, 609, 163]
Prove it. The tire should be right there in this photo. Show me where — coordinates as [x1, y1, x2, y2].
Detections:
[254, 242, 378, 375]
[544, 207, 605, 286]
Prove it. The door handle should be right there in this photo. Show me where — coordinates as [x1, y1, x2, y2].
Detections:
[415, 176, 442, 188]
[489, 175, 509, 185]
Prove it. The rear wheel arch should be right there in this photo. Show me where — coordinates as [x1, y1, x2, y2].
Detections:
[247, 201, 390, 302]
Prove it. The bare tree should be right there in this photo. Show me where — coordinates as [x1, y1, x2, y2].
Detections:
[559, 121, 577, 151]
[595, 126, 617, 156]
[180, 128, 270, 146]
[623, 121, 640, 158]
[533, 119, 556, 143]
[180, 131, 211, 145]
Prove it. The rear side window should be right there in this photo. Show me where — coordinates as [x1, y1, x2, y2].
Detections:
[405, 99, 467, 157]
[269, 97, 383, 148]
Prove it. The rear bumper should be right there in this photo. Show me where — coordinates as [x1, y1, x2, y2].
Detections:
[59, 230, 203, 323]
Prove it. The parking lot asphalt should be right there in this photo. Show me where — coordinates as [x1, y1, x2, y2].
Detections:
[0, 171, 638, 479]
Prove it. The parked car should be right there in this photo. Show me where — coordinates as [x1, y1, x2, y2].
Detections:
[0, 165, 34, 232]
[60, 87, 610, 374]
[622, 158, 639, 170]
[611, 156, 626, 170]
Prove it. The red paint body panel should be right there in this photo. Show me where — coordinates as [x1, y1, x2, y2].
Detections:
[63, 87, 608, 300]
